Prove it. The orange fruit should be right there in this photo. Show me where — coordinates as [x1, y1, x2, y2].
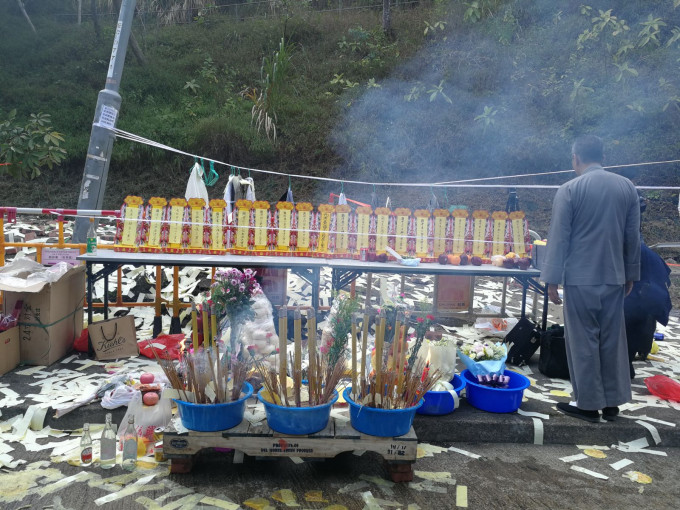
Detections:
[447, 254, 461, 266]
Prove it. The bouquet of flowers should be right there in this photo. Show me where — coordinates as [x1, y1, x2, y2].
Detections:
[210, 268, 262, 355]
[458, 341, 508, 386]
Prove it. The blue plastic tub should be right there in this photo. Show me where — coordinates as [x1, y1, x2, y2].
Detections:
[174, 382, 253, 432]
[343, 387, 423, 437]
[258, 388, 338, 435]
[462, 369, 530, 413]
[417, 374, 467, 416]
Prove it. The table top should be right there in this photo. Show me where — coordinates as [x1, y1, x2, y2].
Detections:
[78, 251, 541, 278]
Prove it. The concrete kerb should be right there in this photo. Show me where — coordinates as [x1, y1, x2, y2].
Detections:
[1, 351, 678, 449]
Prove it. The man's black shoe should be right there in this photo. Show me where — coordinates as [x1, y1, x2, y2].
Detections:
[602, 406, 619, 422]
[556, 402, 601, 423]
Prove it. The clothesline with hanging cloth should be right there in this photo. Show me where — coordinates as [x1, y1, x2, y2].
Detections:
[110, 127, 680, 190]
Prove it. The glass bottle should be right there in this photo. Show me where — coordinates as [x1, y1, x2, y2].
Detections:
[121, 416, 138, 471]
[100, 413, 116, 469]
[80, 422, 93, 467]
[86, 217, 97, 255]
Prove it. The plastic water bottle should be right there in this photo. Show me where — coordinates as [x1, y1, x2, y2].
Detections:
[86, 217, 97, 255]
[80, 423, 93, 467]
[100, 413, 116, 469]
[122, 416, 138, 471]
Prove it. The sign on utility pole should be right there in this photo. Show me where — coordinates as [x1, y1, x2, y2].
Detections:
[73, 0, 137, 243]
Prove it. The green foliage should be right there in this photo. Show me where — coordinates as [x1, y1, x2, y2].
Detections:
[0, 110, 66, 179]
[326, 294, 360, 368]
[424, 20, 447, 37]
[244, 37, 296, 142]
[1, 1, 680, 217]
[427, 81, 453, 104]
[474, 105, 498, 133]
[637, 15, 666, 48]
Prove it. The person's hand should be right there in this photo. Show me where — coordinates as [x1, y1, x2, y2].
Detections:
[625, 280, 634, 296]
[548, 284, 562, 305]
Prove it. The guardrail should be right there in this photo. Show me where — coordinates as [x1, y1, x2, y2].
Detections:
[0, 207, 198, 336]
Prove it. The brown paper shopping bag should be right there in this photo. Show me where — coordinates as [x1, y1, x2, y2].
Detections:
[88, 315, 139, 360]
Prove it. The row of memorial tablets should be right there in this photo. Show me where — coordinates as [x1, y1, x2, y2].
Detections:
[113, 196, 530, 259]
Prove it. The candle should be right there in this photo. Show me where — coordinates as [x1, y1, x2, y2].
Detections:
[307, 308, 317, 405]
[210, 304, 218, 349]
[191, 302, 199, 352]
[351, 313, 358, 398]
[278, 306, 288, 405]
[361, 310, 369, 393]
[421, 360, 430, 383]
[294, 307, 302, 407]
[202, 306, 209, 348]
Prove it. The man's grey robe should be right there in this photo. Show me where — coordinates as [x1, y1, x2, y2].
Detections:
[541, 165, 640, 410]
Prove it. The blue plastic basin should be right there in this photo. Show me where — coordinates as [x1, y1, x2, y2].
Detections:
[462, 369, 530, 413]
[174, 382, 253, 431]
[258, 388, 338, 435]
[343, 387, 423, 437]
[417, 374, 467, 416]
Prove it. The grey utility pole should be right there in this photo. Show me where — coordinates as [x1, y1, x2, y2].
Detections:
[73, 0, 137, 242]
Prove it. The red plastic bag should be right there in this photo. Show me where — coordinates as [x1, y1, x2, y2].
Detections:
[73, 328, 89, 352]
[137, 334, 185, 361]
[645, 375, 680, 402]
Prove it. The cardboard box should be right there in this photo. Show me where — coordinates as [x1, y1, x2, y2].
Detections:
[0, 326, 20, 376]
[532, 242, 546, 271]
[254, 268, 288, 307]
[88, 315, 139, 360]
[433, 275, 473, 316]
[1, 265, 85, 366]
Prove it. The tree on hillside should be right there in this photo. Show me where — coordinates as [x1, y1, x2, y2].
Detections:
[0, 111, 67, 179]
[382, 0, 391, 34]
[16, 0, 36, 33]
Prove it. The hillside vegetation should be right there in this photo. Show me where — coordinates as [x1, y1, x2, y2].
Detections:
[1, 0, 679, 243]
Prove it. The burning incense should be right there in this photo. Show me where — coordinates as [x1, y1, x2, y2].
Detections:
[293, 307, 302, 407]
[202, 306, 209, 349]
[360, 310, 369, 394]
[210, 304, 218, 349]
[191, 302, 199, 352]
[278, 305, 288, 406]
[374, 309, 386, 405]
[396, 311, 407, 392]
[307, 308, 317, 404]
[351, 313, 359, 398]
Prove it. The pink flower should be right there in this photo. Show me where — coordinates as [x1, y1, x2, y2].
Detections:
[426, 314, 435, 321]
[416, 317, 424, 323]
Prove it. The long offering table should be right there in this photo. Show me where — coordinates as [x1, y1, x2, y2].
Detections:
[78, 251, 547, 330]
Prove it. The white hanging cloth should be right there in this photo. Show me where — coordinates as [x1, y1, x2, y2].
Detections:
[185, 162, 209, 203]
[224, 174, 256, 218]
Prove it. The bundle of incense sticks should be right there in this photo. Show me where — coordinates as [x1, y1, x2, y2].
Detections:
[252, 306, 345, 407]
[147, 334, 247, 405]
[352, 307, 440, 409]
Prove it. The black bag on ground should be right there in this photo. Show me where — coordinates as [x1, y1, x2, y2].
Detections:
[538, 325, 570, 379]
[504, 317, 541, 366]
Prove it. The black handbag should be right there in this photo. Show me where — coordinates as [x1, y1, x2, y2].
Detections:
[538, 325, 570, 379]
[504, 317, 541, 366]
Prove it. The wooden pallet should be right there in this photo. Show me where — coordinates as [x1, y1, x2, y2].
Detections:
[164, 417, 418, 482]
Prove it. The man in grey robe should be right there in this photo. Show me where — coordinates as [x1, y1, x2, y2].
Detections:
[541, 135, 640, 423]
